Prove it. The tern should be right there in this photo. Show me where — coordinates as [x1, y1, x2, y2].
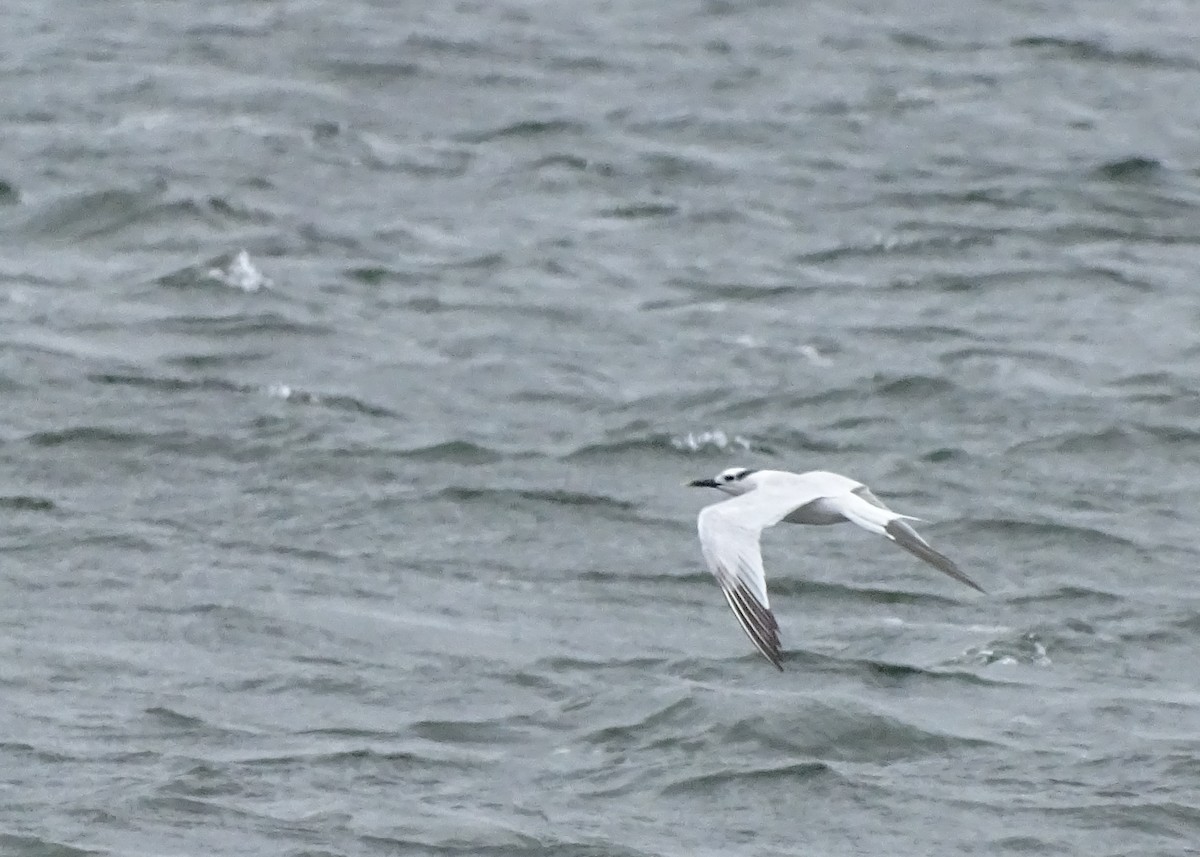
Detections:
[687, 467, 984, 670]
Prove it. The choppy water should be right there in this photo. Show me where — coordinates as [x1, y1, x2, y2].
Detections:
[3, 1, 1200, 855]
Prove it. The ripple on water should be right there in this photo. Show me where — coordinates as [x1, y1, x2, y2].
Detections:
[0, 833, 105, 857]
[88, 372, 397, 418]
[1010, 36, 1200, 70]
[437, 486, 636, 513]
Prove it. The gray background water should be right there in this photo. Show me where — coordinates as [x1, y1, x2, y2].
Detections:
[3, 1, 1200, 855]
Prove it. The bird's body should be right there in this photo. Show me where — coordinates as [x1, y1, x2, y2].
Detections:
[688, 467, 983, 670]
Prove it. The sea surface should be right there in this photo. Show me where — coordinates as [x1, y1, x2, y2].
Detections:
[3, 1, 1200, 855]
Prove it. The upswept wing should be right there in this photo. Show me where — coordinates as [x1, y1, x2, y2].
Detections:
[818, 490, 986, 593]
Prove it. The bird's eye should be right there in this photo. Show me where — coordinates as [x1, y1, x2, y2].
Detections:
[723, 473, 734, 482]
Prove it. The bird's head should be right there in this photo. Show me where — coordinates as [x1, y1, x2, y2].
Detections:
[687, 466, 758, 496]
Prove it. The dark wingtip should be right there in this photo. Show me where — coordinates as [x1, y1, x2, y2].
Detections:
[721, 581, 785, 670]
[885, 518, 986, 594]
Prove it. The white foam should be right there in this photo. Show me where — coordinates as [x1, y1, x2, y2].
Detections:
[671, 429, 751, 453]
[207, 249, 272, 292]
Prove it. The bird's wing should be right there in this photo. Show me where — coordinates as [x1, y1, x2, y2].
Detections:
[819, 490, 985, 593]
[697, 486, 823, 670]
[884, 517, 985, 593]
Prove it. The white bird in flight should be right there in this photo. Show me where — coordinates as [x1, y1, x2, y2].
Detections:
[687, 467, 984, 670]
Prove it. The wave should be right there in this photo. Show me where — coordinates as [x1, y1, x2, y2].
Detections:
[660, 760, 837, 794]
[203, 249, 272, 291]
[537, 624, 1011, 689]
[705, 374, 960, 418]
[165, 604, 347, 659]
[579, 697, 698, 748]
[143, 706, 214, 729]
[229, 746, 454, 772]
[1008, 424, 1200, 456]
[320, 58, 423, 85]
[261, 383, 397, 417]
[153, 312, 329, 337]
[27, 425, 195, 450]
[758, 649, 1012, 688]
[364, 833, 658, 857]
[455, 118, 586, 145]
[596, 202, 679, 220]
[576, 689, 1001, 782]
[1093, 156, 1162, 181]
[1011, 36, 1199, 70]
[944, 630, 1053, 668]
[0, 494, 56, 511]
[367, 293, 578, 323]
[17, 186, 269, 243]
[939, 344, 1081, 373]
[21, 424, 253, 465]
[408, 719, 535, 746]
[869, 372, 957, 398]
[889, 30, 986, 52]
[795, 230, 993, 264]
[1107, 371, 1191, 403]
[561, 431, 710, 461]
[0, 834, 103, 857]
[154, 250, 278, 292]
[768, 577, 966, 607]
[954, 517, 1142, 552]
[436, 486, 636, 512]
[563, 422, 854, 461]
[1004, 584, 1123, 605]
[669, 429, 752, 453]
[379, 436, 516, 463]
[88, 372, 396, 417]
[658, 278, 813, 304]
[531, 655, 673, 674]
[387, 440, 511, 464]
[737, 705, 996, 761]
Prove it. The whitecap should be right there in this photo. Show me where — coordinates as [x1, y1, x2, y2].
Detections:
[265, 383, 319, 405]
[671, 429, 752, 453]
[207, 249, 272, 292]
[954, 631, 1052, 668]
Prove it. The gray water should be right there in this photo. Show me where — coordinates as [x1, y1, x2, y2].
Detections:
[3, 1, 1200, 855]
